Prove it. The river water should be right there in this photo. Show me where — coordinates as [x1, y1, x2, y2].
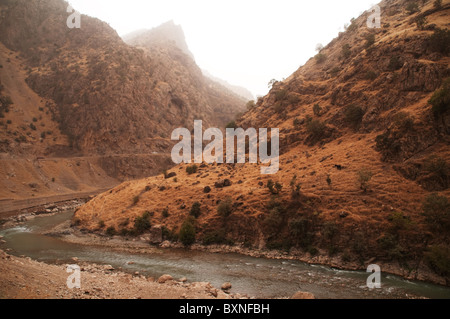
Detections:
[1, 210, 450, 299]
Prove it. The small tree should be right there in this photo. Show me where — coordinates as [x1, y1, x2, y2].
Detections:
[179, 216, 196, 246]
[217, 196, 233, 217]
[189, 202, 201, 218]
[267, 179, 283, 195]
[186, 164, 198, 175]
[133, 211, 151, 234]
[357, 169, 373, 192]
[313, 104, 322, 116]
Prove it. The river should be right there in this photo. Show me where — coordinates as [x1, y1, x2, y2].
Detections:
[1, 209, 450, 299]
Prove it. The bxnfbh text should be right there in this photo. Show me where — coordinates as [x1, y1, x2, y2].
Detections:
[179, 303, 270, 316]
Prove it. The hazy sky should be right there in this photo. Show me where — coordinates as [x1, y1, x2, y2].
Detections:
[68, 0, 379, 98]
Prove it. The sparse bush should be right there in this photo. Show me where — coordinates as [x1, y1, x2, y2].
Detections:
[357, 168, 373, 192]
[434, 0, 443, 9]
[347, 18, 358, 32]
[406, 1, 419, 15]
[365, 70, 378, 81]
[293, 118, 302, 128]
[429, 78, 450, 118]
[246, 100, 256, 110]
[392, 112, 415, 131]
[427, 28, 450, 55]
[344, 105, 365, 128]
[186, 164, 198, 175]
[388, 56, 403, 71]
[422, 193, 450, 232]
[425, 245, 450, 277]
[424, 155, 448, 185]
[133, 211, 151, 235]
[313, 104, 322, 116]
[106, 226, 117, 237]
[289, 218, 314, 248]
[341, 44, 352, 59]
[190, 202, 201, 218]
[306, 119, 327, 141]
[226, 121, 237, 129]
[40, 132, 46, 139]
[267, 179, 283, 195]
[415, 16, 428, 30]
[6, 120, 11, 125]
[98, 220, 105, 229]
[132, 195, 140, 206]
[290, 175, 301, 199]
[161, 226, 178, 242]
[275, 89, 288, 102]
[32, 117, 37, 122]
[329, 67, 341, 77]
[217, 196, 233, 217]
[162, 207, 169, 218]
[326, 175, 332, 188]
[29, 123, 36, 131]
[179, 216, 196, 246]
[202, 229, 233, 246]
[315, 53, 327, 64]
[364, 33, 376, 48]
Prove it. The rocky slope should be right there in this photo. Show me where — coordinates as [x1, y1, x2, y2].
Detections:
[75, 0, 450, 284]
[0, 0, 246, 202]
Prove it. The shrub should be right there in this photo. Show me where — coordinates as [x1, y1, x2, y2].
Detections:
[415, 16, 428, 30]
[293, 118, 302, 128]
[364, 33, 376, 48]
[365, 70, 377, 81]
[186, 164, 198, 175]
[357, 168, 373, 192]
[406, 1, 419, 15]
[246, 100, 256, 110]
[161, 226, 178, 242]
[315, 53, 327, 64]
[329, 67, 341, 77]
[267, 179, 283, 195]
[226, 121, 237, 129]
[217, 196, 233, 217]
[425, 245, 450, 277]
[133, 212, 151, 234]
[32, 117, 37, 122]
[190, 202, 201, 218]
[344, 105, 365, 127]
[429, 78, 450, 118]
[29, 123, 36, 131]
[6, 120, 11, 124]
[347, 18, 358, 32]
[290, 175, 301, 199]
[179, 216, 196, 246]
[341, 44, 352, 59]
[41, 132, 46, 139]
[424, 155, 448, 183]
[98, 220, 105, 229]
[202, 229, 233, 245]
[388, 56, 403, 71]
[275, 89, 288, 102]
[306, 119, 327, 141]
[162, 207, 169, 218]
[326, 175, 332, 188]
[289, 218, 314, 248]
[392, 112, 415, 131]
[422, 193, 450, 232]
[313, 104, 322, 116]
[106, 226, 117, 237]
[434, 0, 443, 9]
[132, 195, 140, 206]
[428, 28, 450, 55]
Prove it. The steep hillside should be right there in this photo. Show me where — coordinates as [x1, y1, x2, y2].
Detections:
[75, 0, 450, 284]
[0, 0, 245, 155]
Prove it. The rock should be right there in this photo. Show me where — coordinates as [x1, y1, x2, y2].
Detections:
[339, 211, 349, 218]
[149, 226, 163, 244]
[291, 291, 315, 299]
[165, 172, 176, 179]
[160, 240, 171, 248]
[221, 282, 232, 291]
[203, 186, 211, 193]
[258, 181, 264, 186]
[71, 257, 79, 262]
[158, 274, 173, 284]
[104, 265, 114, 271]
[179, 277, 187, 283]
[215, 179, 232, 188]
[126, 261, 135, 265]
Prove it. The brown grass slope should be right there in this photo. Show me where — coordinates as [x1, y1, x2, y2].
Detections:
[75, 0, 450, 284]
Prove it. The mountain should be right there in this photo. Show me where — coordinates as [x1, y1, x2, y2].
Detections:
[74, 0, 450, 285]
[0, 0, 245, 201]
[202, 69, 254, 101]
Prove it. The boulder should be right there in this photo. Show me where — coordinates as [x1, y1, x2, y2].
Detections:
[221, 282, 232, 291]
[157, 274, 173, 284]
[215, 179, 232, 188]
[203, 186, 211, 193]
[149, 225, 163, 244]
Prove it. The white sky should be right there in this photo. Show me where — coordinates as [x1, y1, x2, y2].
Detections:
[68, 0, 379, 98]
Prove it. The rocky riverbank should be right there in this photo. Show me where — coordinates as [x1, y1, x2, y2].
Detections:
[0, 248, 249, 299]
